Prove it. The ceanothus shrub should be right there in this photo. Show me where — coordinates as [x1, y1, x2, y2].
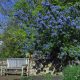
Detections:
[14, 0, 80, 66]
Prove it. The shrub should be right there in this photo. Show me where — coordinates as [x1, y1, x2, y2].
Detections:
[63, 65, 80, 80]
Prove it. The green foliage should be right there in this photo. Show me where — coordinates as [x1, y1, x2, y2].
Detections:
[0, 34, 3, 40]
[54, 25, 80, 59]
[14, 0, 43, 17]
[23, 27, 38, 53]
[32, 5, 43, 16]
[14, 0, 30, 12]
[63, 65, 80, 80]
[1, 24, 27, 58]
[74, 2, 80, 10]
[49, 0, 80, 9]
[1, 20, 38, 58]
[59, 45, 80, 60]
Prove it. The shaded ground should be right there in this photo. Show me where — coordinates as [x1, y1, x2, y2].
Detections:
[0, 75, 63, 80]
[53, 76, 63, 80]
[28, 75, 63, 80]
[0, 75, 20, 80]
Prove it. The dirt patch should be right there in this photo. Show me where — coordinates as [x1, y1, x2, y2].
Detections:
[0, 75, 20, 80]
[0, 75, 63, 80]
[31, 75, 62, 80]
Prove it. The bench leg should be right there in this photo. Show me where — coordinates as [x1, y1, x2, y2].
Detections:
[21, 66, 24, 76]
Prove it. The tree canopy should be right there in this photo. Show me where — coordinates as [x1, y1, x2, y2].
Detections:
[0, 0, 80, 60]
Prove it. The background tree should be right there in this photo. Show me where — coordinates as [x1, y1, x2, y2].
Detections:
[1, 18, 38, 58]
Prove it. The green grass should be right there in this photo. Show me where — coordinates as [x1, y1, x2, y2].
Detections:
[63, 65, 80, 80]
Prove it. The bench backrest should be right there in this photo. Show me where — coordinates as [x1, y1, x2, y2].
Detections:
[7, 58, 29, 69]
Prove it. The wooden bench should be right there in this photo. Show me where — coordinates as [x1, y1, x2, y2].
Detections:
[0, 58, 30, 76]
[5, 64, 29, 76]
[21, 64, 29, 76]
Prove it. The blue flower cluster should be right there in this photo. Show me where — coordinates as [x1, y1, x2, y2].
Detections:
[14, 0, 80, 54]
[14, 10, 28, 22]
[0, 0, 18, 15]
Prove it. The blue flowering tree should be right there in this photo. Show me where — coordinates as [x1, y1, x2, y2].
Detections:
[13, 0, 80, 68]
